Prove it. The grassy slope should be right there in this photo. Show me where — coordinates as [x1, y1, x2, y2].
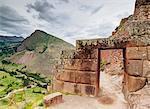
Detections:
[0, 62, 49, 109]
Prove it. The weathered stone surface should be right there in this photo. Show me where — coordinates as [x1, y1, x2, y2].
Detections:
[148, 78, 150, 84]
[124, 73, 146, 92]
[63, 59, 97, 71]
[126, 47, 147, 60]
[143, 60, 150, 78]
[126, 60, 143, 76]
[79, 84, 96, 96]
[56, 70, 76, 82]
[134, 3, 150, 20]
[56, 70, 96, 85]
[63, 82, 76, 94]
[147, 46, 150, 60]
[75, 71, 96, 85]
[101, 49, 124, 75]
[53, 80, 64, 91]
[44, 92, 63, 107]
[76, 49, 98, 59]
[127, 84, 150, 109]
[101, 49, 123, 63]
[62, 82, 96, 96]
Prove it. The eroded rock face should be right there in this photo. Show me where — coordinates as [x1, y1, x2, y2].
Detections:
[134, 0, 150, 20]
[127, 85, 150, 109]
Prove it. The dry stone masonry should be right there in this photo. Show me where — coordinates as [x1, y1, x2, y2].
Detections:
[52, 0, 150, 109]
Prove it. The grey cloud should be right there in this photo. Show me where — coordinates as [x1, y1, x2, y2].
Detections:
[79, 5, 93, 12]
[60, 0, 69, 3]
[91, 5, 104, 15]
[27, 0, 55, 13]
[26, 0, 56, 22]
[79, 4, 103, 15]
[0, 5, 30, 35]
[26, 0, 71, 26]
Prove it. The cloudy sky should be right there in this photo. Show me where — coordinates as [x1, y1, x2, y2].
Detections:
[0, 0, 136, 44]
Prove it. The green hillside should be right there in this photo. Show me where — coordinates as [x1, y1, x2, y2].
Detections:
[10, 30, 74, 76]
[0, 36, 24, 60]
[0, 62, 49, 109]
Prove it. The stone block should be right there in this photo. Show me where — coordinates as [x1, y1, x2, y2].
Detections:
[101, 49, 123, 64]
[75, 49, 98, 59]
[44, 92, 63, 107]
[62, 82, 96, 96]
[124, 73, 146, 92]
[75, 71, 96, 85]
[53, 80, 64, 91]
[63, 59, 97, 71]
[126, 47, 147, 60]
[147, 46, 150, 60]
[126, 60, 143, 76]
[80, 84, 96, 96]
[143, 60, 150, 78]
[56, 70, 76, 82]
[63, 82, 76, 94]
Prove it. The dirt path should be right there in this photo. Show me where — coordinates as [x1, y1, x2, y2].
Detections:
[0, 85, 35, 100]
[0, 87, 27, 101]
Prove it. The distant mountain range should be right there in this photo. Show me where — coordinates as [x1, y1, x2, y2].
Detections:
[9, 30, 74, 76]
[0, 35, 24, 43]
[0, 35, 24, 60]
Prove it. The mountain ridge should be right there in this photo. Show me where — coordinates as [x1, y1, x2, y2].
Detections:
[10, 30, 74, 76]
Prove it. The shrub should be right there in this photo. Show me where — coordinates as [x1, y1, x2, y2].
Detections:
[1, 60, 11, 64]
[100, 60, 107, 71]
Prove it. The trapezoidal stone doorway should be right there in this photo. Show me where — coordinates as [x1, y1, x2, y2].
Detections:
[98, 49, 126, 99]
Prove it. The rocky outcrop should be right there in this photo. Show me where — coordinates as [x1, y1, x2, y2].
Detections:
[134, 0, 150, 20]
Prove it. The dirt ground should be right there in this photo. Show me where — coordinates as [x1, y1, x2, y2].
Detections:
[48, 95, 127, 109]
[48, 71, 128, 109]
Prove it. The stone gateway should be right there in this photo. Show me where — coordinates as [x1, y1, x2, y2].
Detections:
[52, 0, 150, 109]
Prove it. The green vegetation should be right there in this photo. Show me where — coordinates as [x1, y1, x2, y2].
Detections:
[17, 30, 74, 52]
[0, 61, 51, 108]
[0, 87, 46, 109]
[0, 36, 23, 60]
[0, 30, 74, 108]
[100, 60, 107, 71]
[0, 42, 18, 60]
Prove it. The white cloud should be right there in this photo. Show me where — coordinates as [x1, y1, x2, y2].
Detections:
[0, 0, 136, 45]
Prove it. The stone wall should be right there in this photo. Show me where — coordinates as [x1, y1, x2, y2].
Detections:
[53, 49, 99, 96]
[123, 46, 150, 109]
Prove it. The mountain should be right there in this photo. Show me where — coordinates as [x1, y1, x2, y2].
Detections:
[0, 35, 24, 42]
[10, 30, 75, 76]
[0, 35, 24, 60]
